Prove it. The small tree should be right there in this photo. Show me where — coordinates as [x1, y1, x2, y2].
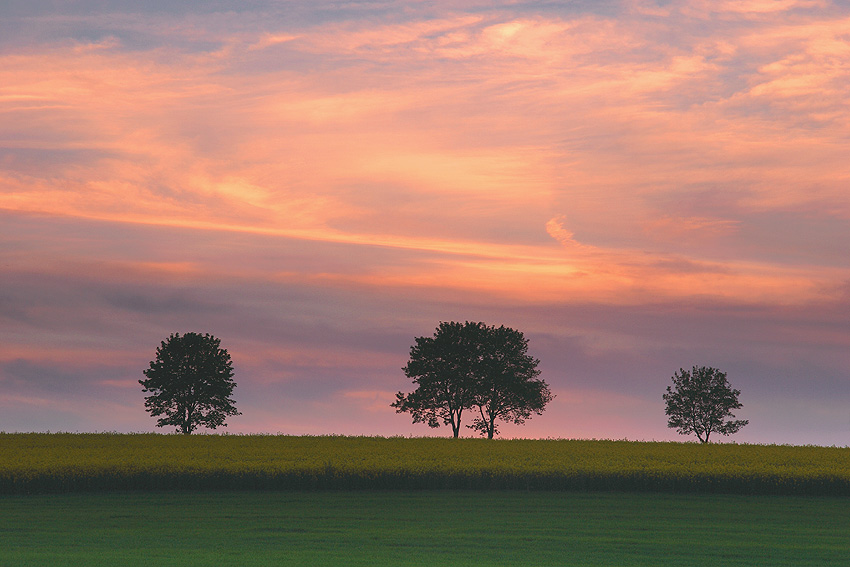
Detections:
[140, 332, 240, 434]
[663, 365, 748, 443]
[393, 321, 553, 438]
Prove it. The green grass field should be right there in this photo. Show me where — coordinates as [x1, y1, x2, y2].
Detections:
[2, 490, 848, 566]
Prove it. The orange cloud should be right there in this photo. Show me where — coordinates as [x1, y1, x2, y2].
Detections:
[545, 216, 580, 247]
[2, 4, 849, 313]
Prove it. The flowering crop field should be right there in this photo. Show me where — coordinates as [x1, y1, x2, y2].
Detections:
[2, 433, 849, 495]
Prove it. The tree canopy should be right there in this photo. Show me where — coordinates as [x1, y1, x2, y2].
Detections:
[140, 332, 240, 434]
[392, 321, 553, 438]
[663, 365, 748, 443]
[468, 324, 553, 439]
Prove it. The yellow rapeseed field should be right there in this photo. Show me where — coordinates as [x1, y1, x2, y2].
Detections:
[1, 433, 849, 494]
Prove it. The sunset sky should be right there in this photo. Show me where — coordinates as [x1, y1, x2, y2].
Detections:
[2, 0, 850, 444]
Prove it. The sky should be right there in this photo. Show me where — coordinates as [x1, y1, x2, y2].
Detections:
[2, 0, 850, 445]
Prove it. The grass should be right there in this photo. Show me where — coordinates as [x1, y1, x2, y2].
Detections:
[1, 490, 849, 566]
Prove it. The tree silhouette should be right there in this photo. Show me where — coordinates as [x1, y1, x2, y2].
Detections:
[393, 321, 553, 438]
[663, 365, 747, 443]
[392, 321, 482, 437]
[140, 332, 240, 434]
[469, 324, 553, 439]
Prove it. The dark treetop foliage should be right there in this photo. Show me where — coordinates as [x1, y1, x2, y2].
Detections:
[469, 324, 554, 439]
[140, 332, 240, 434]
[392, 321, 553, 438]
[663, 365, 748, 443]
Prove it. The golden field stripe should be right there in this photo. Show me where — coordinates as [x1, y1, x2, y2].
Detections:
[1, 434, 849, 495]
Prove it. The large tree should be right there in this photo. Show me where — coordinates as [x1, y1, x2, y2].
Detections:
[140, 332, 240, 434]
[392, 321, 483, 438]
[469, 325, 553, 439]
[663, 365, 748, 443]
[393, 321, 553, 438]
